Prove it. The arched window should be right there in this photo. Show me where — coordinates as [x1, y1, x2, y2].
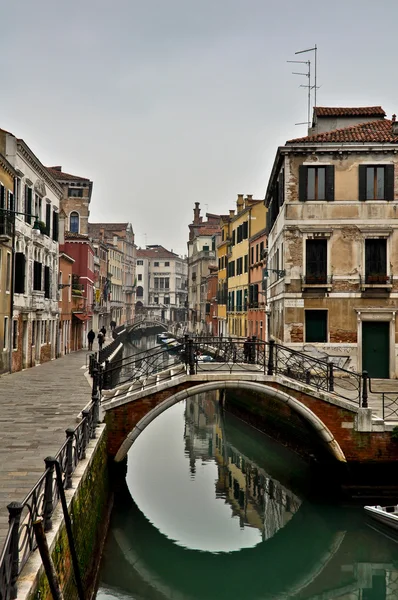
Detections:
[70, 212, 79, 233]
[136, 286, 144, 298]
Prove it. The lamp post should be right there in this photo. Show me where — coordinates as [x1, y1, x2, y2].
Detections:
[0, 208, 41, 373]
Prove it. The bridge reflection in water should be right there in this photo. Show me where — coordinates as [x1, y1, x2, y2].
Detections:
[96, 393, 398, 600]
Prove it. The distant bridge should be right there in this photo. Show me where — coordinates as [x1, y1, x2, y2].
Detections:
[127, 317, 168, 332]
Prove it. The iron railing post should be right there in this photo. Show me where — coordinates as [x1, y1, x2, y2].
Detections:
[382, 393, 385, 420]
[251, 336, 256, 364]
[328, 362, 334, 392]
[104, 359, 110, 389]
[7, 501, 23, 600]
[82, 410, 90, 459]
[187, 338, 195, 375]
[267, 339, 275, 375]
[65, 428, 75, 489]
[305, 370, 311, 384]
[183, 334, 189, 366]
[43, 457, 55, 532]
[92, 367, 98, 397]
[362, 371, 369, 408]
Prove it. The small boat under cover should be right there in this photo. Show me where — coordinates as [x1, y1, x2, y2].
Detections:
[364, 505, 398, 532]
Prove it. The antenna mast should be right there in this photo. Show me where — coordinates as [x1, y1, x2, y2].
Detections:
[295, 44, 318, 111]
[287, 59, 311, 126]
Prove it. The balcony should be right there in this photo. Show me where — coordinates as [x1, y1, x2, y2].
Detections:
[123, 285, 135, 293]
[31, 291, 45, 311]
[0, 214, 13, 241]
[362, 273, 392, 291]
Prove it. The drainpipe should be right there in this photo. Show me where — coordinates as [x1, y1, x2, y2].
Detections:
[8, 176, 17, 373]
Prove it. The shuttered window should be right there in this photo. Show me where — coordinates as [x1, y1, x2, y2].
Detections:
[299, 165, 334, 201]
[306, 239, 327, 284]
[52, 211, 59, 241]
[365, 239, 387, 283]
[14, 253, 26, 294]
[359, 165, 394, 200]
[44, 266, 50, 298]
[0, 184, 5, 209]
[305, 310, 327, 343]
[45, 204, 51, 236]
[33, 261, 42, 291]
[25, 187, 32, 224]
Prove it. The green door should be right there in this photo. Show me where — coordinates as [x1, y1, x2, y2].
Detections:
[362, 321, 389, 378]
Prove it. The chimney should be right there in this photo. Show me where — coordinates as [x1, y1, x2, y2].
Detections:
[393, 115, 398, 135]
[193, 202, 201, 225]
[229, 209, 235, 218]
[237, 194, 244, 214]
[100, 228, 104, 242]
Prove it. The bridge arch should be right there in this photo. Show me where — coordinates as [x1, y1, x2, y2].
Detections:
[114, 380, 346, 463]
[128, 318, 168, 332]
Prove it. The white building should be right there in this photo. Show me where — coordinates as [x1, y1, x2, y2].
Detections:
[0, 128, 61, 371]
[135, 245, 187, 323]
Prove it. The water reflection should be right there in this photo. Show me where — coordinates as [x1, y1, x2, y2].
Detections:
[97, 393, 398, 600]
[184, 395, 301, 543]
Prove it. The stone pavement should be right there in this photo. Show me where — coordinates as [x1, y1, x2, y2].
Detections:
[0, 348, 94, 549]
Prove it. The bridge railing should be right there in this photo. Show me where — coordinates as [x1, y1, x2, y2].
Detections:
[0, 376, 101, 600]
[92, 335, 368, 407]
[101, 343, 184, 389]
[191, 337, 363, 405]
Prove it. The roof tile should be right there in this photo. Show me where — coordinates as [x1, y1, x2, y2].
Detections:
[287, 119, 398, 144]
[47, 167, 90, 182]
[315, 106, 386, 117]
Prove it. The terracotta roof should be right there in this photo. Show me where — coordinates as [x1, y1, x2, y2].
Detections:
[314, 106, 386, 118]
[195, 227, 221, 236]
[88, 223, 131, 240]
[287, 119, 398, 144]
[137, 246, 180, 259]
[47, 167, 90, 182]
[65, 231, 90, 240]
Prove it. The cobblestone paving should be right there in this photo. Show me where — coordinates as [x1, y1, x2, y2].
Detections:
[0, 349, 93, 549]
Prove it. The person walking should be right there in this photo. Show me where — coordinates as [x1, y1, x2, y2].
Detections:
[87, 329, 95, 351]
[97, 330, 104, 350]
[100, 325, 107, 339]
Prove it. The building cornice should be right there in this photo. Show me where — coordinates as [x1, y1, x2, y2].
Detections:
[17, 140, 62, 198]
[0, 152, 17, 178]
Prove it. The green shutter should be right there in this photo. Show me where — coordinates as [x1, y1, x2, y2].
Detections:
[385, 164, 394, 200]
[325, 165, 335, 201]
[358, 165, 367, 201]
[298, 165, 307, 201]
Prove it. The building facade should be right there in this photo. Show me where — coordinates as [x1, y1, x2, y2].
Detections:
[187, 203, 220, 333]
[0, 153, 16, 373]
[265, 105, 398, 377]
[0, 129, 61, 372]
[216, 216, 230, 337]
[135, 245, 188, 323]
[88, 223, 136, 326]
[58, 252, 74, 355]
[227, 195, 263, 338]
[247, 204, 267, 341]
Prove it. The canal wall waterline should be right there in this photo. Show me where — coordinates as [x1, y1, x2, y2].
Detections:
[19, 425, 112, 600]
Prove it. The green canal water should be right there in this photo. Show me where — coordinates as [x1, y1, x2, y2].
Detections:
[96, 392, 398, 600]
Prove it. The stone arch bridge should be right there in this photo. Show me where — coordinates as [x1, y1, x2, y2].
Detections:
[97, 337, 398, 493]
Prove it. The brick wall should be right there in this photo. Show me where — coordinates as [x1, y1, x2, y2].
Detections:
[106, 379, 398, 464]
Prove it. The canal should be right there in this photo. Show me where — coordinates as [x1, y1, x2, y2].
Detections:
[96, 336, 398, 599]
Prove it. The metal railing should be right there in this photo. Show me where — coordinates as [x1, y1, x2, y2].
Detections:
[0, 377, 101, 600]
[90, 334, 368, 407]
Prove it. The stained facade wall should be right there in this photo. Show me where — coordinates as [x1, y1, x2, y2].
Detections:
[267, 147, 398, 376]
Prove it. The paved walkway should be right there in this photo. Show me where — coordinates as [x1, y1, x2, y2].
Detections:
[0, 349, 94, 549]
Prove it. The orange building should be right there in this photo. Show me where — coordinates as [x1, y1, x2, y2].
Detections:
[248, 229, 267, 340]
[205, 266, 218, 336]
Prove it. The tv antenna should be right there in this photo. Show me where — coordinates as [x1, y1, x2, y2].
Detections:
[288, 44, 319, 127]
[287, 58, 311, 126]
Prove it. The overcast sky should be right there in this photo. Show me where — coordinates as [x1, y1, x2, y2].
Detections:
[1, 0, 396, 254]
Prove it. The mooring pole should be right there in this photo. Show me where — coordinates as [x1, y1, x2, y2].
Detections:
[51, 459, 85, 600]
[33, 518, 64, 600]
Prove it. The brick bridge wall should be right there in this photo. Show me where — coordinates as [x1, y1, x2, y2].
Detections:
[105, 380, 398, 464]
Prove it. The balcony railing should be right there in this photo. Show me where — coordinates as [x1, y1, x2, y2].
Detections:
[302, 274, 333, 286]
[0, 215, 13, 239]
[364, 273, 392, 285]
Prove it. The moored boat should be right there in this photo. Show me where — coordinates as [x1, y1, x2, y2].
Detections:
[364, 505, 398, 532]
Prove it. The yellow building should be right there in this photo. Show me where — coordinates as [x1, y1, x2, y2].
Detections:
[0, 153, 16, 373]
[216, 216, 230, 336]
[227, 195, 263, 337]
